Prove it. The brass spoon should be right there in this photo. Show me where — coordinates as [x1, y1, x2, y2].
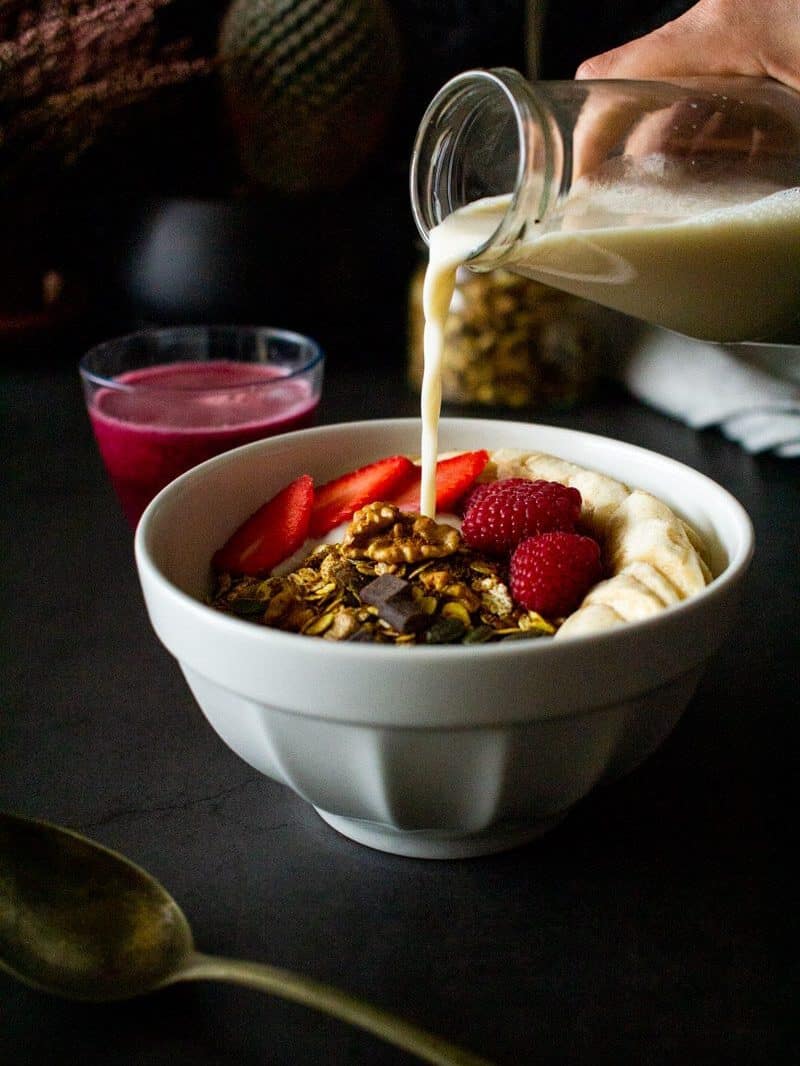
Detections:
[0, 812, 491, 1066]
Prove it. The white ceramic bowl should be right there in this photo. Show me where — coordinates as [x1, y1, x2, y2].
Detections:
[135, 418, 753, 859]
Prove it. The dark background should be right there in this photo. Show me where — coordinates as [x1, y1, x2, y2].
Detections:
[1, 0, 695, 373]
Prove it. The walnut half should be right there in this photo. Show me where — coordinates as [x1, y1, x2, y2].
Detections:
[342, 503, 462, 564]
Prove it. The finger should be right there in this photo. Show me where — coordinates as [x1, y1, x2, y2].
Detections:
[575, 3, 763, 82]
[572, 95, 650, 178]
[571, 85, 686, 178]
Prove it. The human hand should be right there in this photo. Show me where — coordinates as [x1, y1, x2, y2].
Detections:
[575, 0, 800, 94]
[571, 0, 800, 181]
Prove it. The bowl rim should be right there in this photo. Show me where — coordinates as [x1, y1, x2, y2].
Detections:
[134, 416, 755, 663]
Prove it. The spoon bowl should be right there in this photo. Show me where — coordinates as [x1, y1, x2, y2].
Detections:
[0, 812, 490, 1066]
[0, 812, 193, 1001]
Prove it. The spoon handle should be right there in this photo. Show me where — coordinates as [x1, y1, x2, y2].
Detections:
[171, 951, 493, 1066]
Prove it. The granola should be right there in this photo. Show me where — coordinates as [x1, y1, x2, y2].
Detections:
[209, 503, 555, 646]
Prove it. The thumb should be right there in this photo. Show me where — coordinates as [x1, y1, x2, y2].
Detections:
[575, 3, 763, 82]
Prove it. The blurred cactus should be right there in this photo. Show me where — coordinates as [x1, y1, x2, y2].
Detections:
[0, 0, 222, 202]
[219, 0, 403, 193]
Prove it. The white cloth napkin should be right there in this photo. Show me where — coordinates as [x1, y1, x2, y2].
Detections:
[617, 328, 800, 457]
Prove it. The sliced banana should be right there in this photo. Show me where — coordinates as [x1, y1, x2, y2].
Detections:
[601, 490, 709, 596]
[483, 449, 711, 638]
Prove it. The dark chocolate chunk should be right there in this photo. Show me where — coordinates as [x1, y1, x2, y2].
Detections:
[361, 574, 411, 606]
[379, 600, 428, 633]
[361, 574, 427, 633]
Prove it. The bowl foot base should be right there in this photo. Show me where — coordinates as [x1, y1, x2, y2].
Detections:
[314, 808, 566, 859]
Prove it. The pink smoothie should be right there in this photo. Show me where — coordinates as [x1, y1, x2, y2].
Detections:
[89, 360, 319, 525]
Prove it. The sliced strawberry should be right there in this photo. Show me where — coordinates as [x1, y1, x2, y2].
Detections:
[212, 474, 314, 575]
[390, 450, 490, 513]
[310, 455, 416, 536]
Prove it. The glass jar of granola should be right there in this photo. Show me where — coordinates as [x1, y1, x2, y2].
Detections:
[407, 261, 608, 408]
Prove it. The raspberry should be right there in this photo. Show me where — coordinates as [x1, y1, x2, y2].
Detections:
[459, 480, 494, 514]
[509, 532, 603, 618]
[461, 478, 582, 555]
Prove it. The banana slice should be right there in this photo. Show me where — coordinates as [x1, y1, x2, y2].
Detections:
[603, 490, 710, 597]
[483, 449, 711, 638]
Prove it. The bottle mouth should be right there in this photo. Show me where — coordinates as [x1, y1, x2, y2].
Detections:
[409, 68, 556, 265]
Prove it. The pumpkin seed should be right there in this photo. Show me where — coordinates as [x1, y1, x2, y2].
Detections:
[425, 617, 467, 644]
[441, 601, 472, 627]
[303, 612, 335, 635]
[229, 598, 267, 616]
[463, 624, 495, 644]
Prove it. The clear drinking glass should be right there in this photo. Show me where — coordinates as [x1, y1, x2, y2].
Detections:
[80, 325, 324, 526]
[410, 69, 800, 341]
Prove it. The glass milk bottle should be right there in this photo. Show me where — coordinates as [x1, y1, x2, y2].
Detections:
[410, 68, 800, 343]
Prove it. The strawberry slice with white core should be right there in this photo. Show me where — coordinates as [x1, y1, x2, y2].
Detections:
[390, 450, 490, 513]
[310, 455, 416, 536]
[212, 474, 314, 575]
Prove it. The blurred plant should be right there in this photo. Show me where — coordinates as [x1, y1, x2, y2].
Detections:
[218, 0, 403, 193]
[0, 0, 225, 205]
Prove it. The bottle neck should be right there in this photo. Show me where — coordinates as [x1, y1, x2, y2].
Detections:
[409, 68, 569, 267]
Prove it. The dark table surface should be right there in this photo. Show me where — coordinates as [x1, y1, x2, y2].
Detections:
[1, 359, 797, 1066]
